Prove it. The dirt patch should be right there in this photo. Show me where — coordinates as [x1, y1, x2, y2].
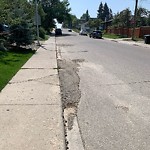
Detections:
[56, 39, 85, 149]
[115, 105, 129, 113]
[58, 59, 81, 109]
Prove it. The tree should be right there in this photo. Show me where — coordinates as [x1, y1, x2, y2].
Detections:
[112, 12, 120, 27]
[120, 8, 132, 27]
[54, 0, 71, 23]
[85, 10, 90, 22]
[136, 7, 150, 26]
[88, 19, 101, 29]
[80, 10, 90, 22]
[112, 8, 132, 28]
[0, 0, 34, 25]
[147, 13, 150, 26]
[38, 0, 71, 31]
[0, 0, 72, 46]
[63, 14, 80, 29]
[70, 15, 79, 28]
[9, 22, 33, 46]
[0, 0, 35, 47]
[28, 0, 71, 31]
[109, 9, 113, 20]
[103, 3, 109, 20]
[97, 2, 105, 21]
[97, 2, 113, 21]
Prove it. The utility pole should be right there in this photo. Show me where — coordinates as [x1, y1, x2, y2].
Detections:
[35, 0, 40, 45]
[132, 0, 138, 40]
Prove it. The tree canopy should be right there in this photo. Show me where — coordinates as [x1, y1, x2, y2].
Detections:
[136, 7, 150, 26]
[0, 0, 71, 46]
[112, 8, 132, 27]
[80, 10, 90, 22]
[97, 2, 113, 21]
[112, 7, 150, 28]
[0, 0, 71, 30]
[31, 0, 71, 31]
[0, 0, 34, 25]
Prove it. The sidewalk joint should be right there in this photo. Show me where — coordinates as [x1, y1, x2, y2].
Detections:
[9, 74, 59, 86]
[0, 104, 59, 106]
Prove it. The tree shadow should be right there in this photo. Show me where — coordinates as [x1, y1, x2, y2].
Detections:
[55, 33, 77, 37]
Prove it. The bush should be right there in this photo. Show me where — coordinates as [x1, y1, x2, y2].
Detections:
[9, 22, 34, 47]
[39, 27, 46, 39]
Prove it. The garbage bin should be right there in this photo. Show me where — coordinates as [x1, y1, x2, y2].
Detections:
[144, 35, 150, 44]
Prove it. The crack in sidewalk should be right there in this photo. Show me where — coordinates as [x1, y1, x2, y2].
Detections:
[0, 104, 59, 106]
[9, 74, 60, 86]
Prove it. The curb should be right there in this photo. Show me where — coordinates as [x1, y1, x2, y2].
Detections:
[103, 38, 150, 49]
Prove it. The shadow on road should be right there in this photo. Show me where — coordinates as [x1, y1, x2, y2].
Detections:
[55, 33, 77, 37]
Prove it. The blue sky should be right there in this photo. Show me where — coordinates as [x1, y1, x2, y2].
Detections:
[68, 0, 150, 18]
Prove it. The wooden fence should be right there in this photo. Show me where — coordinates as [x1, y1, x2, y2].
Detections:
[106, 26, 150, 38]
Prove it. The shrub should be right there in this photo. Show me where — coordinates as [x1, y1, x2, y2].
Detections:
[39, 27, 46, 39]
[9, 22, 34, 47]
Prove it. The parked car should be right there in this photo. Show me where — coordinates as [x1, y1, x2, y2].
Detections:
[89, 30, 102, 39]
[55, 28, 62, 35]
[79, 30, 88, 36]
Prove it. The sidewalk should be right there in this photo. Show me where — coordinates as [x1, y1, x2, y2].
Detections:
[104, 37, 150, 49]
[0, 37, 66, 150]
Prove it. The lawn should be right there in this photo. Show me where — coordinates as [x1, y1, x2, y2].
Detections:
[0, 48, 34, 91]
[103, 33, 127, 39]
[103, 33, 144, 41]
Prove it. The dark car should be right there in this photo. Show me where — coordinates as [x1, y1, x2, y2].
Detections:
[55, 28, 62, 35]
[89, 30, 102, 39]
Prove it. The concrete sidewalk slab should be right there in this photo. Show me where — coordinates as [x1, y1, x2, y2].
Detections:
[0, 37, 66, 150]
[22, 40, 57, 69]
[0, 80, 61, 105]
[22, 49, 57, 69]
[0, 105, 65, 150]
[9, 69, 58, 84]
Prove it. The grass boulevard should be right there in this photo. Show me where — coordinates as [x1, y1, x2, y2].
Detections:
[0, 47, 34, 91]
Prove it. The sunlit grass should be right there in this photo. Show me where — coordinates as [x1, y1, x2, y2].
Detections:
[103, 33, 127, 39]
[0, 48, 34, 91]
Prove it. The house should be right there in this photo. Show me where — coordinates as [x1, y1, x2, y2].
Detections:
[80, 22, 90, 33]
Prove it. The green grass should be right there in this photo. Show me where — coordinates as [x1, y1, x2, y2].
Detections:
[39, 34, 50, 41]
[103, 34, 144, 42]
[0, 47, 34, 91]
[103, 33, 127, 39]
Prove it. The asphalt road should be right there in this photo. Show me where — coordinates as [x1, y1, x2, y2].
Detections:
[56, 29, 150, 150]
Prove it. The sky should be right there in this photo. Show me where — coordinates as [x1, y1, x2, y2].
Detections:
[67, 0, 150, 18]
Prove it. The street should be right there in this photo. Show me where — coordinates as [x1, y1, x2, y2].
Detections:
[56, 29, 150, 150]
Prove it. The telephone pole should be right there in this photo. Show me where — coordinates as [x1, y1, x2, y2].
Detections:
[35, 0, 40, 45]
[132, 0, 138, 40]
